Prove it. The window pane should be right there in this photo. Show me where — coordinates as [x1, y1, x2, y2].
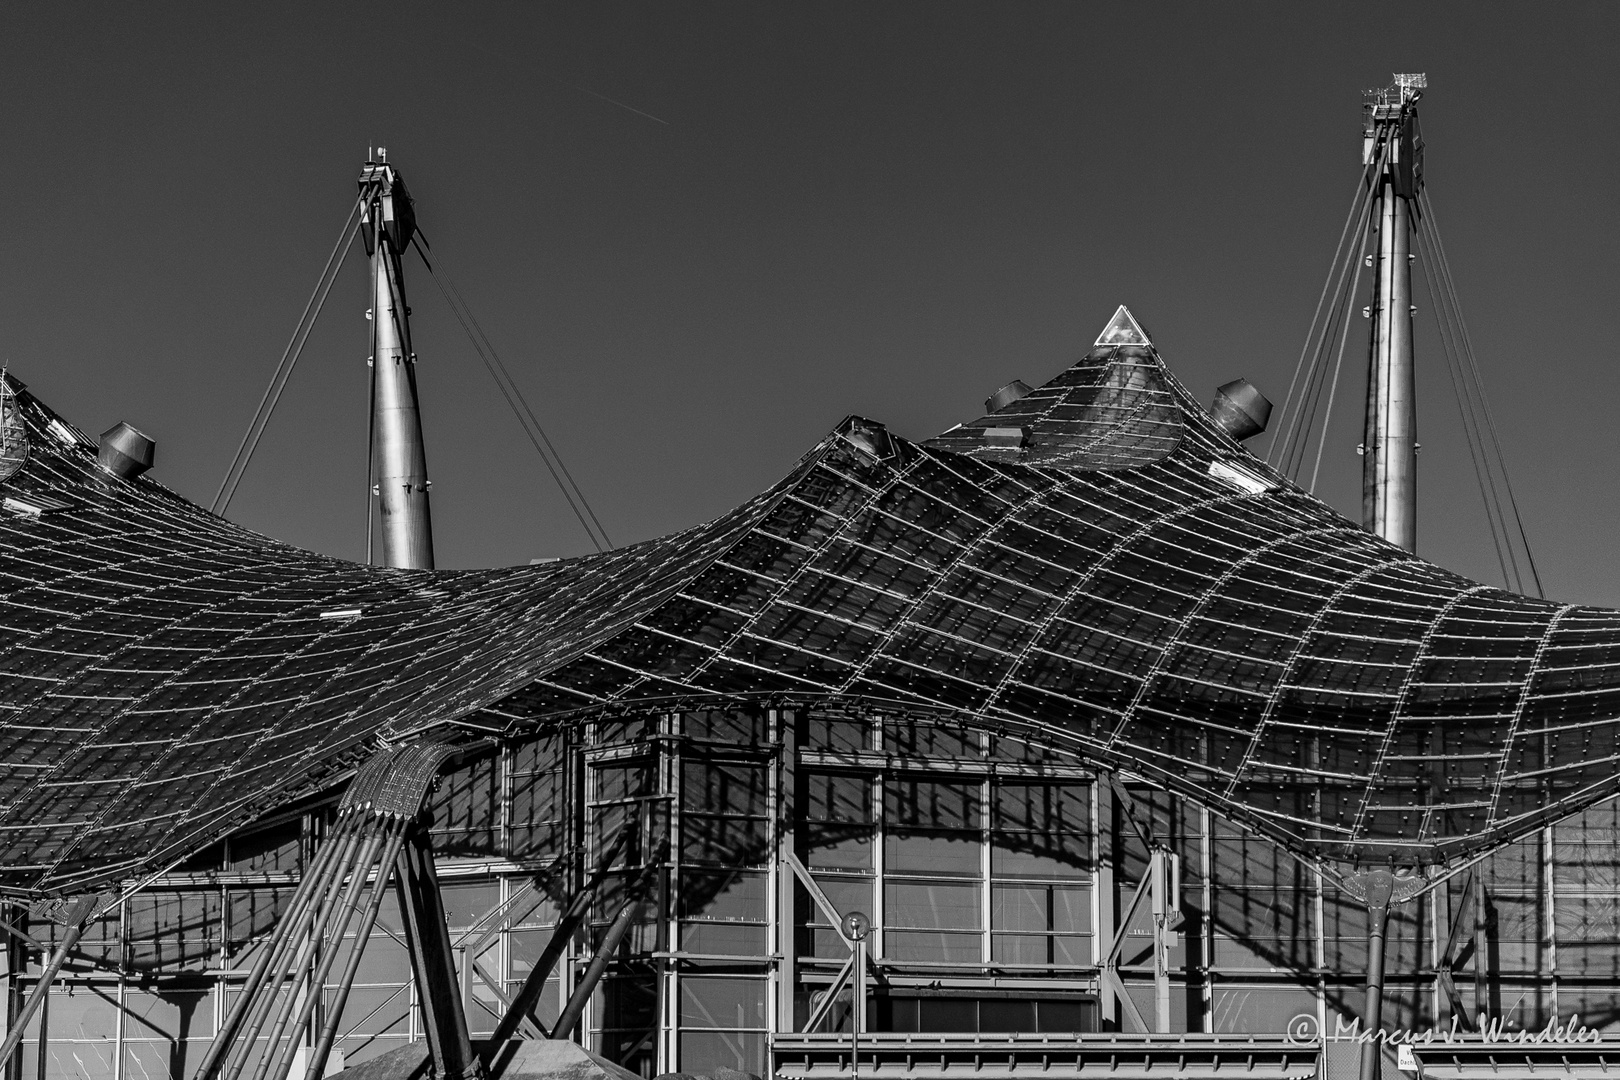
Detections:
[440, 881, 498, 931]
[680, 923, 767, 955]
[683, 814, 769, 865]
[992, 933, 1050, 965]
[886, 930, 981, 962]
[887, 779, 980, 830]
[886, 832, 980, 876]
[681, 870, 766, 921]
[683, 762, 768, 816]
[1210, 984, 1320, 1035]
[1053, 886, 1091, 933]
[993, 886, 1046, 932]
[887, 881, 980, 930]
[807, 832, 872, 871]
[995, 782, 1090, 834]
[992, 885, 1090, 933]
[806, 773, 871, 823]
[593, 761, 652, 802]
[679, 977, 768, 1029]
[680, 1031, 766, 1076]
[991, 835, 1091, 879]
[803, 773, 873, 869]
[1053, 934, 1092, 966]
[802, 715, 869, 753]
[885, 723, 979, 759]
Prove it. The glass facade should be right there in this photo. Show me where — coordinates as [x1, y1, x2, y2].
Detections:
[10, 706, 1620, 1078]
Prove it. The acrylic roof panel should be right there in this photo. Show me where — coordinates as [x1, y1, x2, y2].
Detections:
[0, 312, 1613, 894]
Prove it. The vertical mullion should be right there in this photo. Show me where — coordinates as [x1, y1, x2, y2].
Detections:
[981, 770, 992, 967]
[1093, 774, 1115, 1027]
[498, 742, 513, 858]
[1200, 805, 1213, 1033]
[872, 715, 885, 964]
[663, 711, 681, 1076]
[115, 900, 128, 1080]
[1544, 822, 1557, 1018]
[771, 707, 794, 1039]
[113, 972, 125, 1080]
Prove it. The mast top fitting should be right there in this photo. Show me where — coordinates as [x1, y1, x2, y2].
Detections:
[358, 158, 415, 257]
[1361, 74, 1426, 196]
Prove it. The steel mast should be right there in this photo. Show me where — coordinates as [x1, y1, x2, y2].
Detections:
[360, 151, 435, 569]
[1360, 74, 1425, 551]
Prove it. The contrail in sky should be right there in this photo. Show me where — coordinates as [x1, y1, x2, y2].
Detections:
[473, 43, 670, 127]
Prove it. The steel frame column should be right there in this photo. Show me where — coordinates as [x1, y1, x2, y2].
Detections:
[1094, 780, 1117, 1028]
[1473, 873, 1491, 1018]
[773, 709, 796, 1039]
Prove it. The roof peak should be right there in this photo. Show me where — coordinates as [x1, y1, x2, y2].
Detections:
[1094, 304, 1151, 348]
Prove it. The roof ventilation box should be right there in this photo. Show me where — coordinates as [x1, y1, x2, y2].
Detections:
[1210, 380, 1273, 442]
[97, 422, 155, 479]
[983, 426, 1029, 448]
[839, 417, 898, 461]
[985, 379, 1033, 414]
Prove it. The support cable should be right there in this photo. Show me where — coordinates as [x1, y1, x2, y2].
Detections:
[1274, 189, 1365, 477]
[1280, 152, 1379, 479]
[410, 235, 612, 552]
[1413, 210, 1523, 590]
[1288, 215, 1365, 483]
[1417, 199, 1533, 592]
[443, 266, 614, 549]
[212, 199, 363, 516]
[1308, 199, 1380, 495]
[1283, 140, 1386, 485]
[1413, 229, 1518, 591]
[1275, 134, 1390, 483]
[1418, 190, 1544, 596]
[1268, 158, 1377, 468]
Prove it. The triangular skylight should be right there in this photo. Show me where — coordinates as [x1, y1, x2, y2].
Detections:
[1094, 305, 1151, 347]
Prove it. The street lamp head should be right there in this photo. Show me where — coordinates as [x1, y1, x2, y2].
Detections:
[843, 911, 871, 942]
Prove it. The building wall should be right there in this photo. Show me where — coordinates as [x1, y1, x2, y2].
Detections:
[5, 705, 1619, 1080]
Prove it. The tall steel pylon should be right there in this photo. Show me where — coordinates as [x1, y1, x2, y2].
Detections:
[360, 151, 436, 569]
[1360, 74, 1425, 551]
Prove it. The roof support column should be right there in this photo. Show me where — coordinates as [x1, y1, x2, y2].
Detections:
[0, 895, 99, 1074]
[1351, 870, 1395, 1080]
[483, 825, 635, 1061]
[395, 828, 479, 1080]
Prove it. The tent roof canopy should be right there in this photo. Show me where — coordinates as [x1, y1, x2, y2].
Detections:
[0, 310, 1607, 894]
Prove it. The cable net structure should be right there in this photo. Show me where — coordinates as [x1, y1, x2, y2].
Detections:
[0, 310, 1610, 903]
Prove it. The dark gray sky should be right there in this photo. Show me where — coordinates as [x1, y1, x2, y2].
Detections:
[2, 3, 1616, 601]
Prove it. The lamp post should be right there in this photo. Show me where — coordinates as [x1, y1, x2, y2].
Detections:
[843, 912, 870, 1080]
